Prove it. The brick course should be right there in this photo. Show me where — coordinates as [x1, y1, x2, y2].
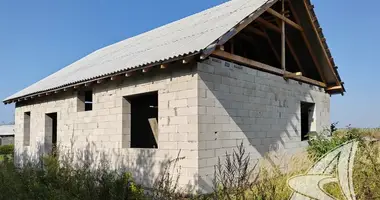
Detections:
[14, 57, 330, 192]
[197, 57, 330, 191]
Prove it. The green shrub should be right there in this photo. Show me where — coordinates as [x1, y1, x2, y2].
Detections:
[308, 128, 380, 199]
[307, 128, 362, 161]
[0, 150, 147, 200]
[0, 144, 14, 155]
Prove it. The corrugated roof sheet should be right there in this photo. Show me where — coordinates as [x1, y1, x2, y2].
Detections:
[0, 125, 14, 136]
[5, 0, 275, 102]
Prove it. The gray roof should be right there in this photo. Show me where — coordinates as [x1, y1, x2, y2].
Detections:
[5, 0, 275, 102]
[0, 125, 14, 136]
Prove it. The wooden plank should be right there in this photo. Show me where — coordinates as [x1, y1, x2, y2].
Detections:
[266, 8, 303, 31]
[286, 38, 306, 75]
[281, 0, 286, 72]
[326, 85, 342, 91]
[284, 72, 302, 79]
[200, 0, 276, 58]
[212, 49, 284, 74]
[216, 3, 275, 44]
[288, 1, 326, 83]
[262, 28, 281, 64]
[274, 19, 306, 75]
[246, 25, 281, 65]
[238, 33, 256, 45]
[246, 26, 267, 38]
[211, 50, 326, 87]
[148, 118, 159, 147]
[230, 39, 234, 54]
[256, 17, 281, 32]
[301, 0, 341, 87]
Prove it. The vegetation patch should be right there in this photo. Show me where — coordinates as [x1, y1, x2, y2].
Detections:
[0, 128, 379, 199]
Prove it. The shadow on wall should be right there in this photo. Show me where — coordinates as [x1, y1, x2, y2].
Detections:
[197, 59, 330, 191]
[13, 65, 202, 194]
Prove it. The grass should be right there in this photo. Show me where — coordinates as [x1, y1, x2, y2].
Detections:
[308, 128, 380, 200]
[0, 154, 12, 162]
[0, 128, 378, 199]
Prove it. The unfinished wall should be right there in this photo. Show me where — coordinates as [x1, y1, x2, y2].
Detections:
[13, 57, 331, 193]
[197, 57, 330, 191]
[14, 64, 199, 190]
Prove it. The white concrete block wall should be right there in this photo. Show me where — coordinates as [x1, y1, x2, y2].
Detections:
[14, 64, 199, 189]
[197, 57, 330, 191]
[13, 57, 331, 193]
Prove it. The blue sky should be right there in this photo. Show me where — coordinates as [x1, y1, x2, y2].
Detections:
[0, 0, 377, 127]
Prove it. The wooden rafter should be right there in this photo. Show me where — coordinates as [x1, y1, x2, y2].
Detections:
[274, 19, 306, 75]
[266, 8, 303, 31]
[200, 1, 276, 59]
[257, 12, 306, 76]
[230, 39, 235, 54]
[326, 85, 342, 91]
[301, 0, 341, 87]
[261, 28, 281, 64]
[246, 25, 282, 67]
[256, 17, 281, 32]
[211, 49, 326, 87]
[286, 38, 306, 75]
[238, 32, 256, 45]
[281, 0, 286, 72]
[246, 26, 267, 38]
[288, 1, 326, 83]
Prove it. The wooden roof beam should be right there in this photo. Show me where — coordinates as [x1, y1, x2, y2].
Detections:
[245, 26, 267, 38]
[261, 28, 281, 65]
[256, 17, 281, 33]
[284, 72, 302, 79]
[245, 25, 282, 68]
[237, 32, 256, 45]
[280, 0, 286, 72]
[288, 1, 326, 83]
[274, 19, 306, 75]
[301, 0, 341, 87]
[286, 38, 306, 75]
[211, 49, 326, 88]
[266, 8, 303, 31]
[326, 85, 342, 91]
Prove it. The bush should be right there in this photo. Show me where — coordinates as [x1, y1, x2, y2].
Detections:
[0, 129, 377, 200]
[212, 142, 253, 199]
[308, 128, 380, 199]
[211, 142, 309, 200]
[0, 144, 14, 155]
[307, 128, 362, 161]
[0, 150, 147, 200]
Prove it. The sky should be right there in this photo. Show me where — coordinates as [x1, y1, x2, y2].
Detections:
[0, 0, 378, 127]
